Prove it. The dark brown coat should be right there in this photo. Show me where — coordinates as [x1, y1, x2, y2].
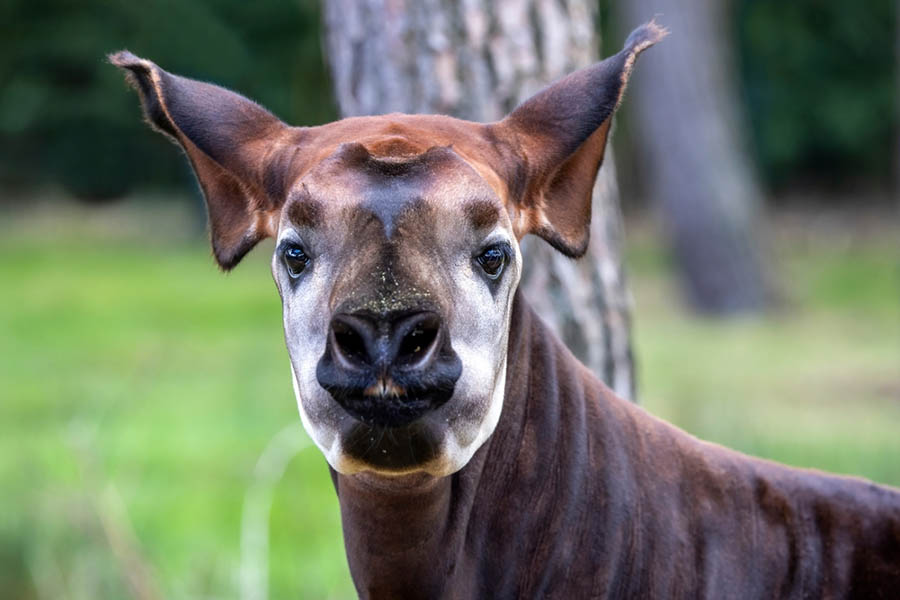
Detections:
[335, 292, 900, 599]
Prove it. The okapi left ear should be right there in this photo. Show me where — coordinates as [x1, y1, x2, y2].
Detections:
[109, 51, 310, 270]
[494, 20, 667, 257]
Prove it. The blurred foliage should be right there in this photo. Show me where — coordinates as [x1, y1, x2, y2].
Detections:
[0, 0, 896, 199]
[0, 0, 335, 201]
[738, 0, 897, 190]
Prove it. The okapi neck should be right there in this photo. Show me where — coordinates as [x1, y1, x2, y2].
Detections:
[332, 433, 491, 598]
[331, 291, 591, 598]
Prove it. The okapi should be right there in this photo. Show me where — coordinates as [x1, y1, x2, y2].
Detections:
[111, 21, 900, 599]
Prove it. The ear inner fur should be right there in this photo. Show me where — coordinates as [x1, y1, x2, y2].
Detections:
[532, 119, 613, 257]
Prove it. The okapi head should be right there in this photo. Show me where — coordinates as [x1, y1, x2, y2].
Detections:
[111, 22, 665, 477]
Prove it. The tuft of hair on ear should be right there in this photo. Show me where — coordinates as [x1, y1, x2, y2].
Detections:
[623, 18, 670, 59]
[107, 49, 146, 73]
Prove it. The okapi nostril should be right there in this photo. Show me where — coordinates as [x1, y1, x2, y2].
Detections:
[328, 311, 443, 372]
[397, 315, 440, 365]
[332, 319, 369, 366]
[317, 309, 461, 428]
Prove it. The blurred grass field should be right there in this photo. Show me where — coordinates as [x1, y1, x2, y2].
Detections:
[2, 198, 898, 599]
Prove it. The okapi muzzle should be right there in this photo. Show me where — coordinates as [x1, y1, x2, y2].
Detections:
[311, 145, 464, 435]
[318, 307, 462, 427]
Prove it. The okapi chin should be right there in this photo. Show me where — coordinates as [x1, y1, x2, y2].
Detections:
[112, 19, 900, 599]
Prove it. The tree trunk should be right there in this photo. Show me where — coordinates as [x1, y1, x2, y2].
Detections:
[322, 0, 636, 399]
[619, 0, 770, 314]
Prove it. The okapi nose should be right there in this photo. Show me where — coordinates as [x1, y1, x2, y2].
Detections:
[317, 309, 462, 427]
[329, 311, 443, 372]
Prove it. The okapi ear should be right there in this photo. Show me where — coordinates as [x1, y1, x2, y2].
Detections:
[109, 51, 306, 269]
[494, 20, 667, 257]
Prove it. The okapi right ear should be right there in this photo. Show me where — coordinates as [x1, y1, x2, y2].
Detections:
[109, 51, 308, 269]
[493, 21, 666, 258]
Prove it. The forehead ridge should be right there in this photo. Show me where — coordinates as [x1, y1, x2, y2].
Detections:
[288, 139, 502, 236]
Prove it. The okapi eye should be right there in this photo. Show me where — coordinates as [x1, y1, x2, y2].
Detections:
[283, 245, 310, 278]
[476, 245, 508, 280]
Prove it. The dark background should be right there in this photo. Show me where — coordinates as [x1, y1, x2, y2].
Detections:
[1, 0, 895, 204]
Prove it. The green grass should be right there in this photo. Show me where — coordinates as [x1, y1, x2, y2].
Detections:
[1, 202, 352, 599]
[628, 218, 900, 485]
[2, 201, 898, 598]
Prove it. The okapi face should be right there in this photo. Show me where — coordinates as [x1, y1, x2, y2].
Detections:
[276, 135, 523, 476]
[111, 21, 664, 477]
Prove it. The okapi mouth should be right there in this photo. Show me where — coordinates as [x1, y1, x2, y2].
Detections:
[331, 389, 453, 428]
[339, 417, 444, 472]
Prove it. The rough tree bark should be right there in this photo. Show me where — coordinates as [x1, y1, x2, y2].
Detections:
[619, 0, 770, 314]
[322, 0, 636, 400]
